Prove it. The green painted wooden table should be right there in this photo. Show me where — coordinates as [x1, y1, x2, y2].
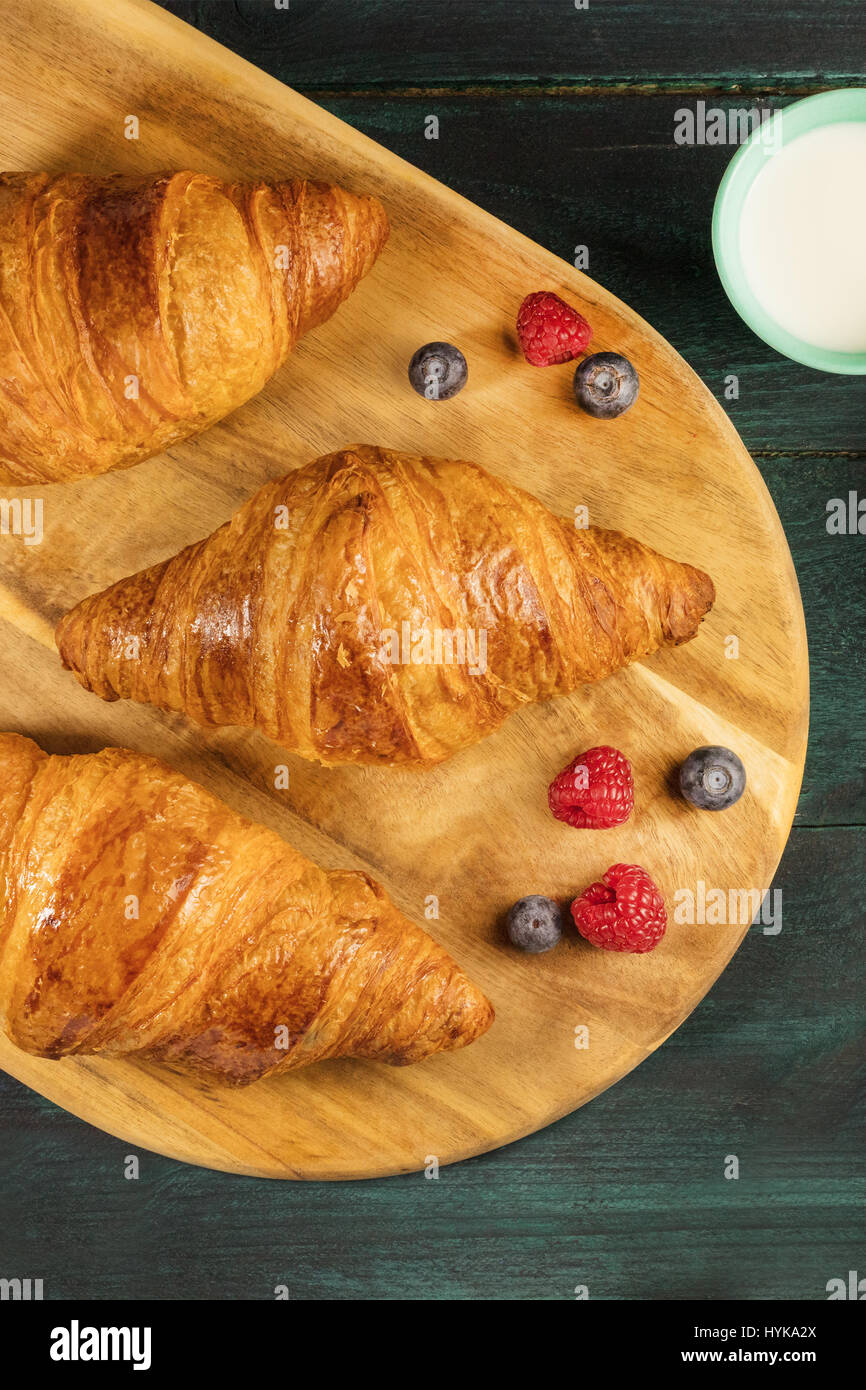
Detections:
[1, 1, 863, 1301]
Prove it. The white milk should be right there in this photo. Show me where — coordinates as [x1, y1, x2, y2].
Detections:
[738, 121, 866, 353]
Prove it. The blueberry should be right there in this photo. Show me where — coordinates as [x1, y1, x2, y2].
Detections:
[573, 352, 639, 419]
[505, 895, 563, 954]
[408, 342, 468, 401]
[679, 746, 746, 810]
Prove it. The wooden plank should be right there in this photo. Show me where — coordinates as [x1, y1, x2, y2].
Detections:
[1, 824, 861, 1297]
[154, 0, 866, 89]
[0, 0, 807, 1179]
[761, 456, 866, 827]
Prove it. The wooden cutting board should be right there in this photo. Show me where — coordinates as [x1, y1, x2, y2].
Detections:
[0, 0, 807, 1179]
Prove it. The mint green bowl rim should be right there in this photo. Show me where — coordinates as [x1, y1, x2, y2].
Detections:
[712, 88, 866, 375]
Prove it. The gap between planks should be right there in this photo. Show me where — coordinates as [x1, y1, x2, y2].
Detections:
[296, 81, 852, 102]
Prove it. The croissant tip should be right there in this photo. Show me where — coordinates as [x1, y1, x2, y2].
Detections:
[293, 183, 389, 336]
[694, 565, 716, 619]
[689, 564, 715, 620]
[666, 563, 716, 645]
[450, 981, 496, 1051]
[53, 609, 77, 671]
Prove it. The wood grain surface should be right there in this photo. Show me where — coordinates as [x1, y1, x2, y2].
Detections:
[0, 0, 807, 1180]
[160, 0, 866, 88]
[1, 0, 861, 1297]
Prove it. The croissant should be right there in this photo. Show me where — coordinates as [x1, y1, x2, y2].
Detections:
[0, 733, 492, 1083]
[0, 171, 388, 484]
[56, 444, 715, 768]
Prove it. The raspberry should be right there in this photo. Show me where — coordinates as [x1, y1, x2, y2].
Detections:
[548, 745, 634, 829]
[516, 291, 593, 367]
[571, 864, 667, 954]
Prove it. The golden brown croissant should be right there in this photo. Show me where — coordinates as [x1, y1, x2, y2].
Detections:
[56, 445, 715, 768]
[0, 733, 492, 1083]
[0, 171, 388, 484]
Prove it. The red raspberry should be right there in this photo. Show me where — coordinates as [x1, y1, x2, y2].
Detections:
[548, 745, 634, 829]
[516, 291, 593, 367]
[571, 864, 667, 954]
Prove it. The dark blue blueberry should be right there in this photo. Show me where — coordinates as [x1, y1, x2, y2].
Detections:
[573, 351, 639, 419]
[505, 895, 563, 953]
[408, 342, 468, 400]
[679, 746, 746, 810]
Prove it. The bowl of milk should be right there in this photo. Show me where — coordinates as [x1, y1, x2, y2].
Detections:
[713, 89, 866, 373]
